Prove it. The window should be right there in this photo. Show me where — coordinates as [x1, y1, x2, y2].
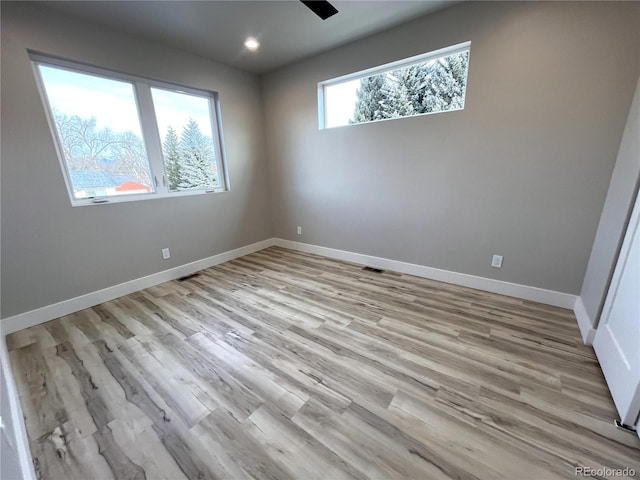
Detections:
[319, 42, 470, 129]
[151, 88, 220, 192]
[32, 53, 227, 205]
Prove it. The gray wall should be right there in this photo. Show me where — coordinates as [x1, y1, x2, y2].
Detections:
[1, 2, 272, 319]
[580, 77, 640, 326]
[262, 1, 640, 294]
[2, 1, 639, 322]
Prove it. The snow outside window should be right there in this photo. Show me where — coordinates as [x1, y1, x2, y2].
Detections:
[319, 42, 470, 129]
[32, 53, 228, 206]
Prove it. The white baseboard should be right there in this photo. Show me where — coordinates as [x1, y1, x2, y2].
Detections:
[0, 238, 276, 335]
[1, 338, 37, 480]
[273, 239, 577, 309]
[1, 236, 581, 336]
[573, 296, 597, 345]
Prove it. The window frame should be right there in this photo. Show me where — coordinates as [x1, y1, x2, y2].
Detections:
[318, 41, 471, 130]
[30, 51, 230, 207]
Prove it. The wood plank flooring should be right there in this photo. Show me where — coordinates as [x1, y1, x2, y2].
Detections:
[7, 247, 640, 480]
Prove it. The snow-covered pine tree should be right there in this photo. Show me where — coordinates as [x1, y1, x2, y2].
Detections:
[162, 126, 183, 190]
[393, 64, 430, 114]
[352, 74, 387, 123]
[382, 71, 415, 119]
[178, 118, 217, 189]
[349, 51, 469, 122]
[421, 51, 469, 113]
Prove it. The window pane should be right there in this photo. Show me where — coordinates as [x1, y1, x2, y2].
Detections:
[324, 79, 360, 128]
[323, 49, 470, 128]
[151, 88, 219, 191]
[38, 65, 153, 199]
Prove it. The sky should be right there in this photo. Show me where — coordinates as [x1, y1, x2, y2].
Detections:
[324, 79, 360, 128]
[40, 61, 358, 132]
[150, 88, 214, 141]
[39, 65, 214, 141]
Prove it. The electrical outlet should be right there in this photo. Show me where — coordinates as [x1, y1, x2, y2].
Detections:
[162, 248, 171, 260]
[297, 226, 302, 235]
[491, 255, 503, 268]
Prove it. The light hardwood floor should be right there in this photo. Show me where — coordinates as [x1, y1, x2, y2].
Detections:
[7, 247, 640, 480]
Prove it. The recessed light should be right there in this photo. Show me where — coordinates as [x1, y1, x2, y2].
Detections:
[244, 37, 260, 52]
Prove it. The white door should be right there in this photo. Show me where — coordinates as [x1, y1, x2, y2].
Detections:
[593, 190, 640, 428]
[1, 361, 24, 480]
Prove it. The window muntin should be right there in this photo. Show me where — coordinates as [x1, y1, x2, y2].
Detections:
[319, 42, 470, 129]
[32, 54, 228, 206]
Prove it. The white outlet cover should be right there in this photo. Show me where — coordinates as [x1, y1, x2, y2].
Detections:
[491, 255, 503, 268]
[162, 248, 170, 259]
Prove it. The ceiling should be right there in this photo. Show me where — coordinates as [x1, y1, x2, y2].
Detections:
[40, 1, 455, 74]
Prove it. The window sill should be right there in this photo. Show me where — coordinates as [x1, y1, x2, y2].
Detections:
[70, 187, 228, 207]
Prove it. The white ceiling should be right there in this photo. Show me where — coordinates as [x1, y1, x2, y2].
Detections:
[40, 1, 455, 74]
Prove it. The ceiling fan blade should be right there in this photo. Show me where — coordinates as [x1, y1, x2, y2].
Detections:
[300, 0, 339, 20]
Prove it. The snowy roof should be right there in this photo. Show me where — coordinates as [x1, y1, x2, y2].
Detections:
[69, 170, 133, 189]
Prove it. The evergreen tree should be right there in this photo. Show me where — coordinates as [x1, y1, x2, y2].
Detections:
[395, 64, 429, 114]
[178, 118, 216, 189]
[162, 126, 182, 190]
[421, 52, 469, 113]
[381, 73, 415, 119]
[349, 51, 469, 122]
[352, 74, 387, 123]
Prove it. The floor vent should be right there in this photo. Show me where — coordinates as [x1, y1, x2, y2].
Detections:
[177, 273, 201, 282]
[362, 266, 384, 274]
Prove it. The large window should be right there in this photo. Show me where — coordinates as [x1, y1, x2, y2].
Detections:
[319, 42, 470, 129]
[32, 53, 227, 205]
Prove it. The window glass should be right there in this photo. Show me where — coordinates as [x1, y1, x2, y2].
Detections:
[33, 55, 228, 206]
[38, 65, 153, 199]
[151, 88, 219, 191]
[321, 45, 470, 129]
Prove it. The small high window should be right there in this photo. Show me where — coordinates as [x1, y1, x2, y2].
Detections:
[32, 53, 228, 206]
[319, 42, 470, 129]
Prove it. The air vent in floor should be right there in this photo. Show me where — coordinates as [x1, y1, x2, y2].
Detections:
[362, 266, 384, 274]
[177, 273, 201, 282]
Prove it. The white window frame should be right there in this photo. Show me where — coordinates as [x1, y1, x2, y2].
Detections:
[30, 51, 230, 206]
[318, 41, 471, 130]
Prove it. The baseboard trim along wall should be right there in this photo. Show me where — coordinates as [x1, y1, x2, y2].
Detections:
[0, 238, 275, 336]
[2, 237, 585, 339]
[573, 296, 597, 345]
[274, 239, 578, 310]
[1, 338, 37, 480]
